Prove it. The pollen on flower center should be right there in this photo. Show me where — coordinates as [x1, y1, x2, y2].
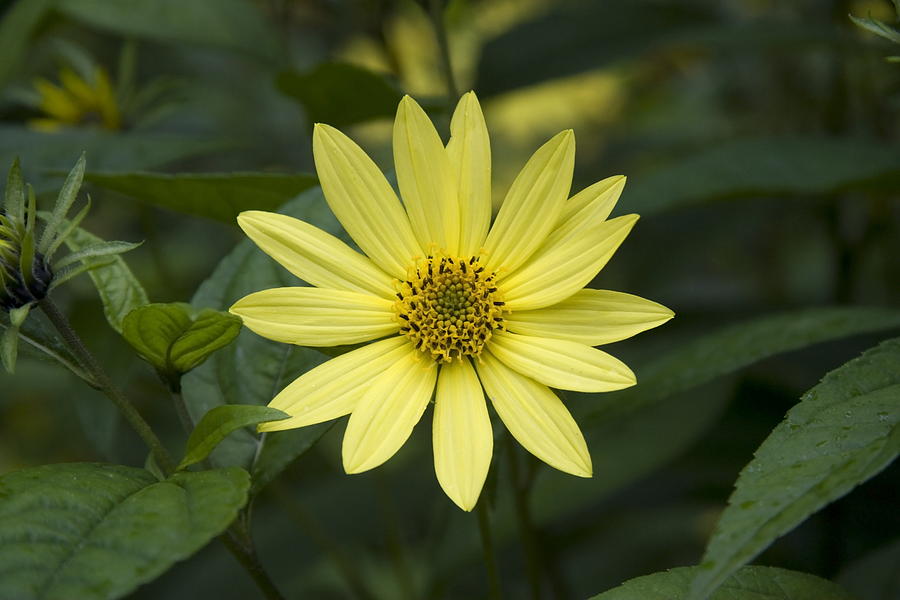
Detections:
[394, 255, 505, 362]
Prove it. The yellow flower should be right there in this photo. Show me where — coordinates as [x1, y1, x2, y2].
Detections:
[230, 93, 673, 511]
[30, 67, 121, 132]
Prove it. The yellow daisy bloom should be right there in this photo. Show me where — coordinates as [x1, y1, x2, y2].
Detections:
[230, 92, 673, 511]
[30, 67, 121, 132]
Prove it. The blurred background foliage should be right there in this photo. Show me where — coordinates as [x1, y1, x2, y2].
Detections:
[0, 0, 898, 598]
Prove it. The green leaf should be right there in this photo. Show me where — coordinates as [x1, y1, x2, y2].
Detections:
[54, 0, 279, 62]
[850, 14, 900, 44]
[689, 337, 900, 600]
[38, 153, 84, 255]
[0, 309, 94, 384]
[0, 463, 249, 600]
[83, 171, 318, 224]
[0, 127, 226, 194]
[590, 565, 854, 600]
[179, 405, 290, 470]
[0, 0, 53, 89]
[4, 157, 25, 224]
[63, 227, 149, 334]
[584, 307, 900, 425]
[276, 63, 403, 127]
[52, 240, 141, 271]
[181, 186, 337, 482]
[121, 303, 242, 379]
[625, 138, 900, 216]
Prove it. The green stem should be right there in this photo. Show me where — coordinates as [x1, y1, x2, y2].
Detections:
[38, 297, 176, 474]
[220, 521, 287, 600]
[506, 437, 542, 599]
[428, 0, 460, 106]
[169, 387, 194, 433]
[476, 498, 503, 600]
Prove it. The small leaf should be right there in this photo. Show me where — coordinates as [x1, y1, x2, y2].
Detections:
[52, 239, 142, 271]
[590, 565, 854, 600]
[850, 14, 900, 44]
[82, 171, 318, 224]
[689, 337, 900, 600]
[179, 405, 290, 470]
[121, 303, 241, 380]
[39, 153, 85, 255]
[0, 463, 250, 600]
[4, 157, 25, 224]
[121, 303, 193, 370]
[277, 63, 403, 127]
[0, 304, 31, 374]
[169, 308, 242, 373]
[63, 226, 149, 334]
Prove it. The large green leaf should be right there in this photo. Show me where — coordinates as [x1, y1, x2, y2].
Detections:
[689, 337, 900, 600]
[180, 187, 337, 484]
[54, 0, 279, 62]
[64, 227, 149, 334]
[83, 171, 317, 224]
[0, 463, 249, 600]
[0, 127, 225, 193]
[590, 565, 853, 600]
[624, 138, 900, 216]
[583, 307, 900, 425]
[276, 62, 403, 127]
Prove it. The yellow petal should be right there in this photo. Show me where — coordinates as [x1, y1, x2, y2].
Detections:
[394, 95, 460, 254]
[500, 214, 638, 311]
[230, 287, 398, 347]
[447, 92, 491, 256]
[488, 330, 635, 392]
[237, 210, 395, 300]
[475, 350, 591, 477]
[342, 350, 437, 473]
[433, 358, 492, 511]
[33, 79, 80, 122]
[484, 130, 574, 276]
[542, 175, 625, 249]
[59, 68, 95, 106]
[260, 336, 410, 431]
[505, 289, 674, 346]
[314, 123, 422, 278]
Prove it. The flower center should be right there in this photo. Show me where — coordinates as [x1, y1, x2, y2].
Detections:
[394, 255, 505, 362]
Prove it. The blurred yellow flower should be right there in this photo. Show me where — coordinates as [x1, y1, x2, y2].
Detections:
[30, 67, 121, 132]
[230, 93, 673, 511]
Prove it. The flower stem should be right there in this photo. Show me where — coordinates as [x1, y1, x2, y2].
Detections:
[428, 0, 460, 106]
[220, 518, 287, 600]
[476, 497, 503, 600]
[38, 297, 176, 474]
[506, 435, 543, 599]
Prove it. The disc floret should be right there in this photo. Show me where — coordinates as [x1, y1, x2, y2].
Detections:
[394, 255, 505, 362]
